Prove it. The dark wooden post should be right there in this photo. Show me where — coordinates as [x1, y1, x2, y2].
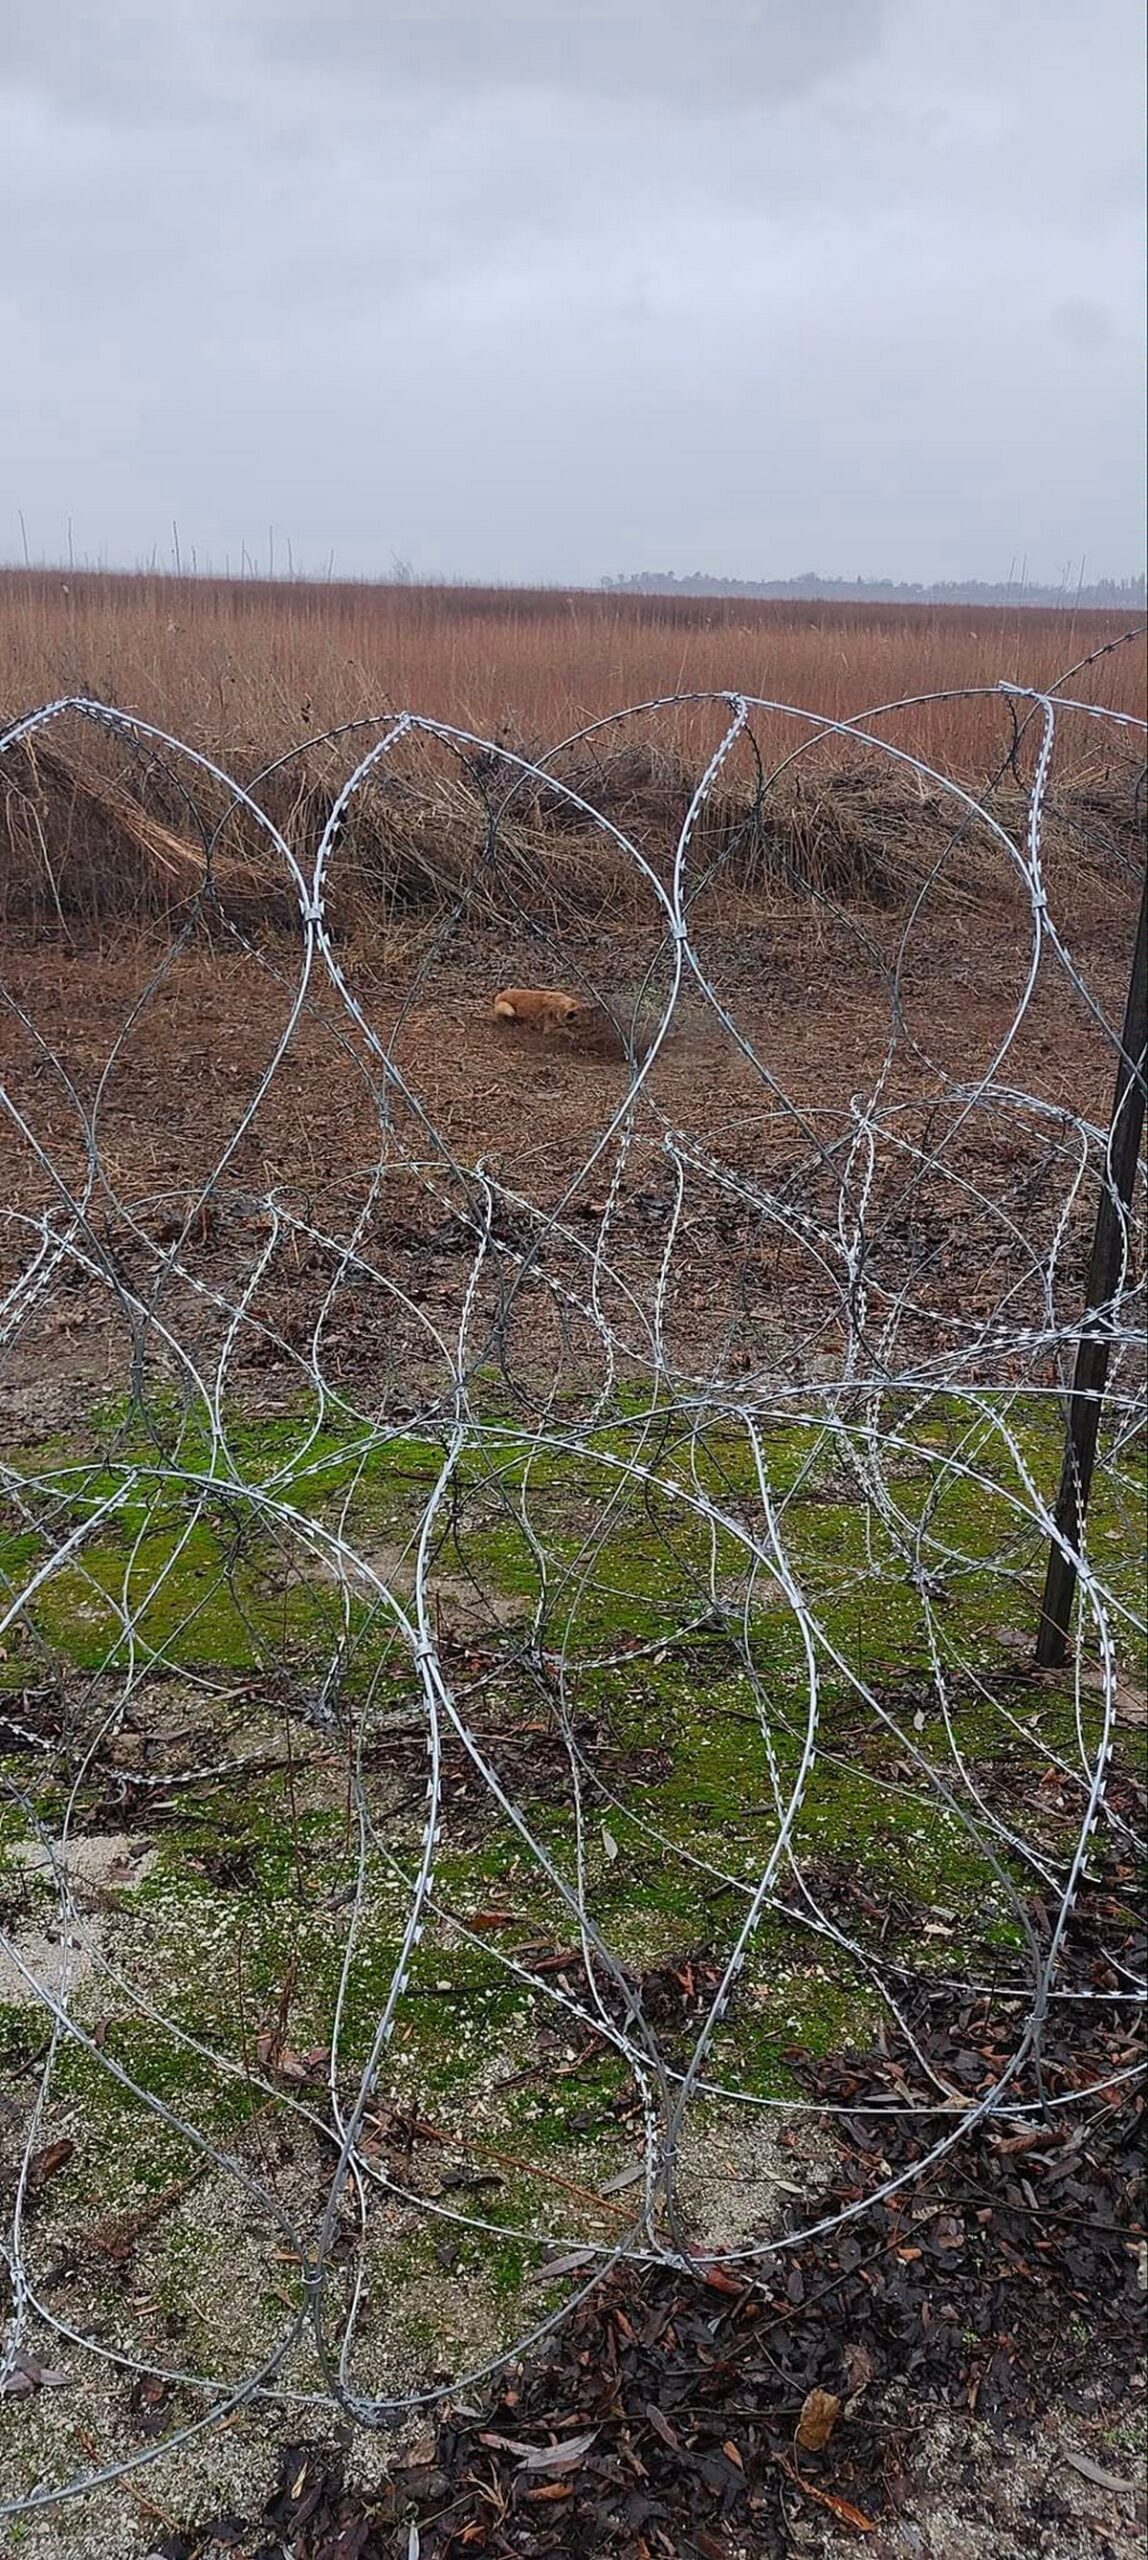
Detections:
[1035, 860, 1147, 1666]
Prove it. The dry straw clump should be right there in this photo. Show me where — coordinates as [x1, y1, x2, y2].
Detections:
[2, 719, 1142, 948]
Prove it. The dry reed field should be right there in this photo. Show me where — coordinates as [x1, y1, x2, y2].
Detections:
[2, 569, 1145, 771]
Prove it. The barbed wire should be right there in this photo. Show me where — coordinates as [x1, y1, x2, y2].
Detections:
[0, 679, 1144, 2526]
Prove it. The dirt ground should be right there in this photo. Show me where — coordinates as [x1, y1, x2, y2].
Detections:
[1, 848, 1139, 1429]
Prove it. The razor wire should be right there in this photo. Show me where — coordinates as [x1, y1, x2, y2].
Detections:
[0, 676, 1144, 2523]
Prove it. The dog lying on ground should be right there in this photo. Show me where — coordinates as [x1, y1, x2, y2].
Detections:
[492, 987, 586, 1034]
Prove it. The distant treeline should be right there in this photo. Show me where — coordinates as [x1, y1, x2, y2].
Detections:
[602, 571, 1147, 611]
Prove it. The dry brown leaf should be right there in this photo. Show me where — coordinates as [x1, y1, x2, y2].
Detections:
[526, 2247, 598, 2285]
[775, 2449, 875, 2532]
[1060, 2449, 1135, 2497]
[795, 2387, 842, 2452]
[1082, 1667, 1148, 1724]
[598, 2162, 645, 2196]
[0, 2370, 36, 2402]
[478, 2428, 597, 2473]
[843, 2341, 875, 2410]
[521, 2429, 597, 2474]
[697, 2262, 743, 2296]
[255, 2033, 328, 2084]
[1, 2350, 71, 2397]
[28, 2139, 75, 2190]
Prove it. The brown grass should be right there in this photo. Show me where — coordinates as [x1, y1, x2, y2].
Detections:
[1, 572, 1143, 941]
[3, 569, 1144, 762]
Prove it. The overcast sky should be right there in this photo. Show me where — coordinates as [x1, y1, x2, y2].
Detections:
[3, 1, 1145, 586]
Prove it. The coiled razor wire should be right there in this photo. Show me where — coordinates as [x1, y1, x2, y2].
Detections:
[0, 678, 1144, 2522]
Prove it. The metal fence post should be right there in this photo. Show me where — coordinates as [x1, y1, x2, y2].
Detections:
[1035, 859, 1147, 1665]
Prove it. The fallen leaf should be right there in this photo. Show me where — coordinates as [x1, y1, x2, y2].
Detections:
[28, 2139, 75, 2190]
[526, 2247, 599, 2285]
[843, 2341, 875, 2411]
[1060, 2450, 1135, 2498]
[644, 2402, 680, 2451]
[0, 2366, 41, 2402]
[598, 2163, 645, 2196]
[255, 2033, 328, 2084]
[479, 2428, 597, 2472]
[796, 2388, 842, 2452]
[521, 2429, 598, 2474]
[1083, 1670, 1148, 1726]
[601, 1827, 619, 1862]
[774, 2449, 875, 2532]
[1, 2351, 71, 2397]
[994, 1626, 1032, 1654]
[699, 2264, 743, 2296]
[930, 2214, 965, 2251]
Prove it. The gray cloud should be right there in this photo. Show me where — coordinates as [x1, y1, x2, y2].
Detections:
[4, 0, 1144, 583]
[1053, 298, 1118, 352]
[7, 2, 881, 116]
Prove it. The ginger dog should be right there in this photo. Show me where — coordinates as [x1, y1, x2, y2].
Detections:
[492, 987, 586, 1034]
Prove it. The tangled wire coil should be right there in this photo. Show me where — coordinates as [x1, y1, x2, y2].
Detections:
[0, 674, 1144, 2525]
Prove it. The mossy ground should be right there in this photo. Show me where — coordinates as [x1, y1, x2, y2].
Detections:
[0, 1382, 1143, 2447]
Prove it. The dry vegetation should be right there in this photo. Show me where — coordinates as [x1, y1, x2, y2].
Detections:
[0, 570, 1144, 940]
[3, 568, 1144, 763]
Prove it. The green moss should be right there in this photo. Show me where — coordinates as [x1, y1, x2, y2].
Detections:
[0, 2001, 45, 2072]
[1, 1382, 1142, 2327]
